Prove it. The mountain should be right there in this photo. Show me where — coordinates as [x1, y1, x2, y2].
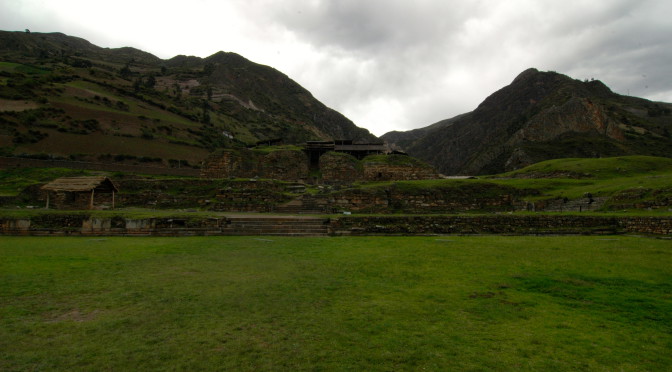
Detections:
[382, 68, 672, 175]
[0, 30, 376, 166]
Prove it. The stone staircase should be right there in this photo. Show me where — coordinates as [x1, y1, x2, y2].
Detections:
[222, 216, 329, 236]
[274, 194, 330, 214]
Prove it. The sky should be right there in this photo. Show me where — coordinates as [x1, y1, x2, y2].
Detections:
[1, 0, 671, 136]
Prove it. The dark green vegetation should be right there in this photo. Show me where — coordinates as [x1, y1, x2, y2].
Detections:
[382, 68, 672, 175]
[0, 31, 374, 165]
[1, 236, 670, 371]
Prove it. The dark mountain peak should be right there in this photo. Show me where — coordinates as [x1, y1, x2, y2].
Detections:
[204, 51, 249, 65]
[511, 67, 540, 84]
[165, 54, 204, 68]
[382, 68, 672, 175]
[583, 79, 614, 98]
[107, 46, 161, 65]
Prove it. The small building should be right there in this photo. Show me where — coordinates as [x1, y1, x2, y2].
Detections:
[41, 176, 119, 210]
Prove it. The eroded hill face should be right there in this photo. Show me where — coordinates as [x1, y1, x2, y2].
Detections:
[0, 31, 376, 165]
[382, 68, 672, 175]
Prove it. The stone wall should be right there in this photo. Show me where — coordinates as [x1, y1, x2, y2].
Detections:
[200, 149, 309, 182]
[0, 215, 226, 236]
[330, 215, 672, 236]
[202, 149, 440, 183]
[328, 183, 530, 213]
[1, 214, 670, 236]
[361, 155, 439, 181]
[618, 216, 672, 235]
[319, 153, 440, 183]
[261, 150, 309, 181]
[320, 152, 363, 182]
[199, 150, 244, 179]
[114, 178, 290, 212]
[605, 187, 672, 210]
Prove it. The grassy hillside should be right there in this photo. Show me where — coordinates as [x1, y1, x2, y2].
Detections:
[495, 155, 672, 179]
[0, 31, 375, 166]
[485, 156, 672, 209]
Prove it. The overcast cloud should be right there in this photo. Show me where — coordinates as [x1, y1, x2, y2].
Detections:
[1, 0, 670, 136]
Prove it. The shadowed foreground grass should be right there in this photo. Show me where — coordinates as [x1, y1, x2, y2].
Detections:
[1, 236, 671, 371]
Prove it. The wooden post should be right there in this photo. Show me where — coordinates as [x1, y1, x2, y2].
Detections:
[46, 193, 50, 209]
[89, 189, 95, 210]
[112, 190, 115, 209]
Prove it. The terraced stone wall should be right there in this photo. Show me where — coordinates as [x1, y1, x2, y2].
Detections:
[329, 183, 529, 213]
[1, 215, 670, 236]
[330, 215, 672, 236]
[200, 149, 309, 181]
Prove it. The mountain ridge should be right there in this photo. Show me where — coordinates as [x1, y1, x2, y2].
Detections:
[0, 30, 376, 166]
[382, 68, 672, 175]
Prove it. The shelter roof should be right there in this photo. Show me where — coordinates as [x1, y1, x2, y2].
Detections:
[41, 176, 119, 192]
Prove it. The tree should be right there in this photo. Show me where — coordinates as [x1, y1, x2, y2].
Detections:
[144, 74, 156, 89]
[201, 101, 211, 124]
[120, 64, 132, 78]
[133, 78, 142, 92]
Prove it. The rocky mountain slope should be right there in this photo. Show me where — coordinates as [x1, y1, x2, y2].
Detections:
[382, 68, 672, 175]
[0, 31, 375, 166]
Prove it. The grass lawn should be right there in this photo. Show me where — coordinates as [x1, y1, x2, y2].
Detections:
[1, 236, 671, 371]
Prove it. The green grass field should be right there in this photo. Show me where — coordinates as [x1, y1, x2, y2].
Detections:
[1, 236, 671, 371]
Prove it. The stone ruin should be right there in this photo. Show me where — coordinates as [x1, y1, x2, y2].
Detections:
[200, 141, 440, 183]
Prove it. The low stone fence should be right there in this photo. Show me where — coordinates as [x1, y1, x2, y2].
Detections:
[1, 215, 228, 236]
[1, 214, 670, 236]
[330, 215, 672, 236]
[618, 216, 672, 236]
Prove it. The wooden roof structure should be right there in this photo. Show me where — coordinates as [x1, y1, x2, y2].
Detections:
[305, 140, 388, 166]
[42, 176, 119, 193]
[41, 176, 119, 210]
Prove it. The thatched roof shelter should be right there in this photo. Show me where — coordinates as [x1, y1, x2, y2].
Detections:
[42, 176, 118, 193]
[41, 176, 118, 209]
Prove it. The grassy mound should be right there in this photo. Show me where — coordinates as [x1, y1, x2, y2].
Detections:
[497, 155, 672, 179]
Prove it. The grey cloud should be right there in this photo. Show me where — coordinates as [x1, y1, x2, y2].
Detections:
[272, 0, 672, 133]
[261, 0, 478, 55]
